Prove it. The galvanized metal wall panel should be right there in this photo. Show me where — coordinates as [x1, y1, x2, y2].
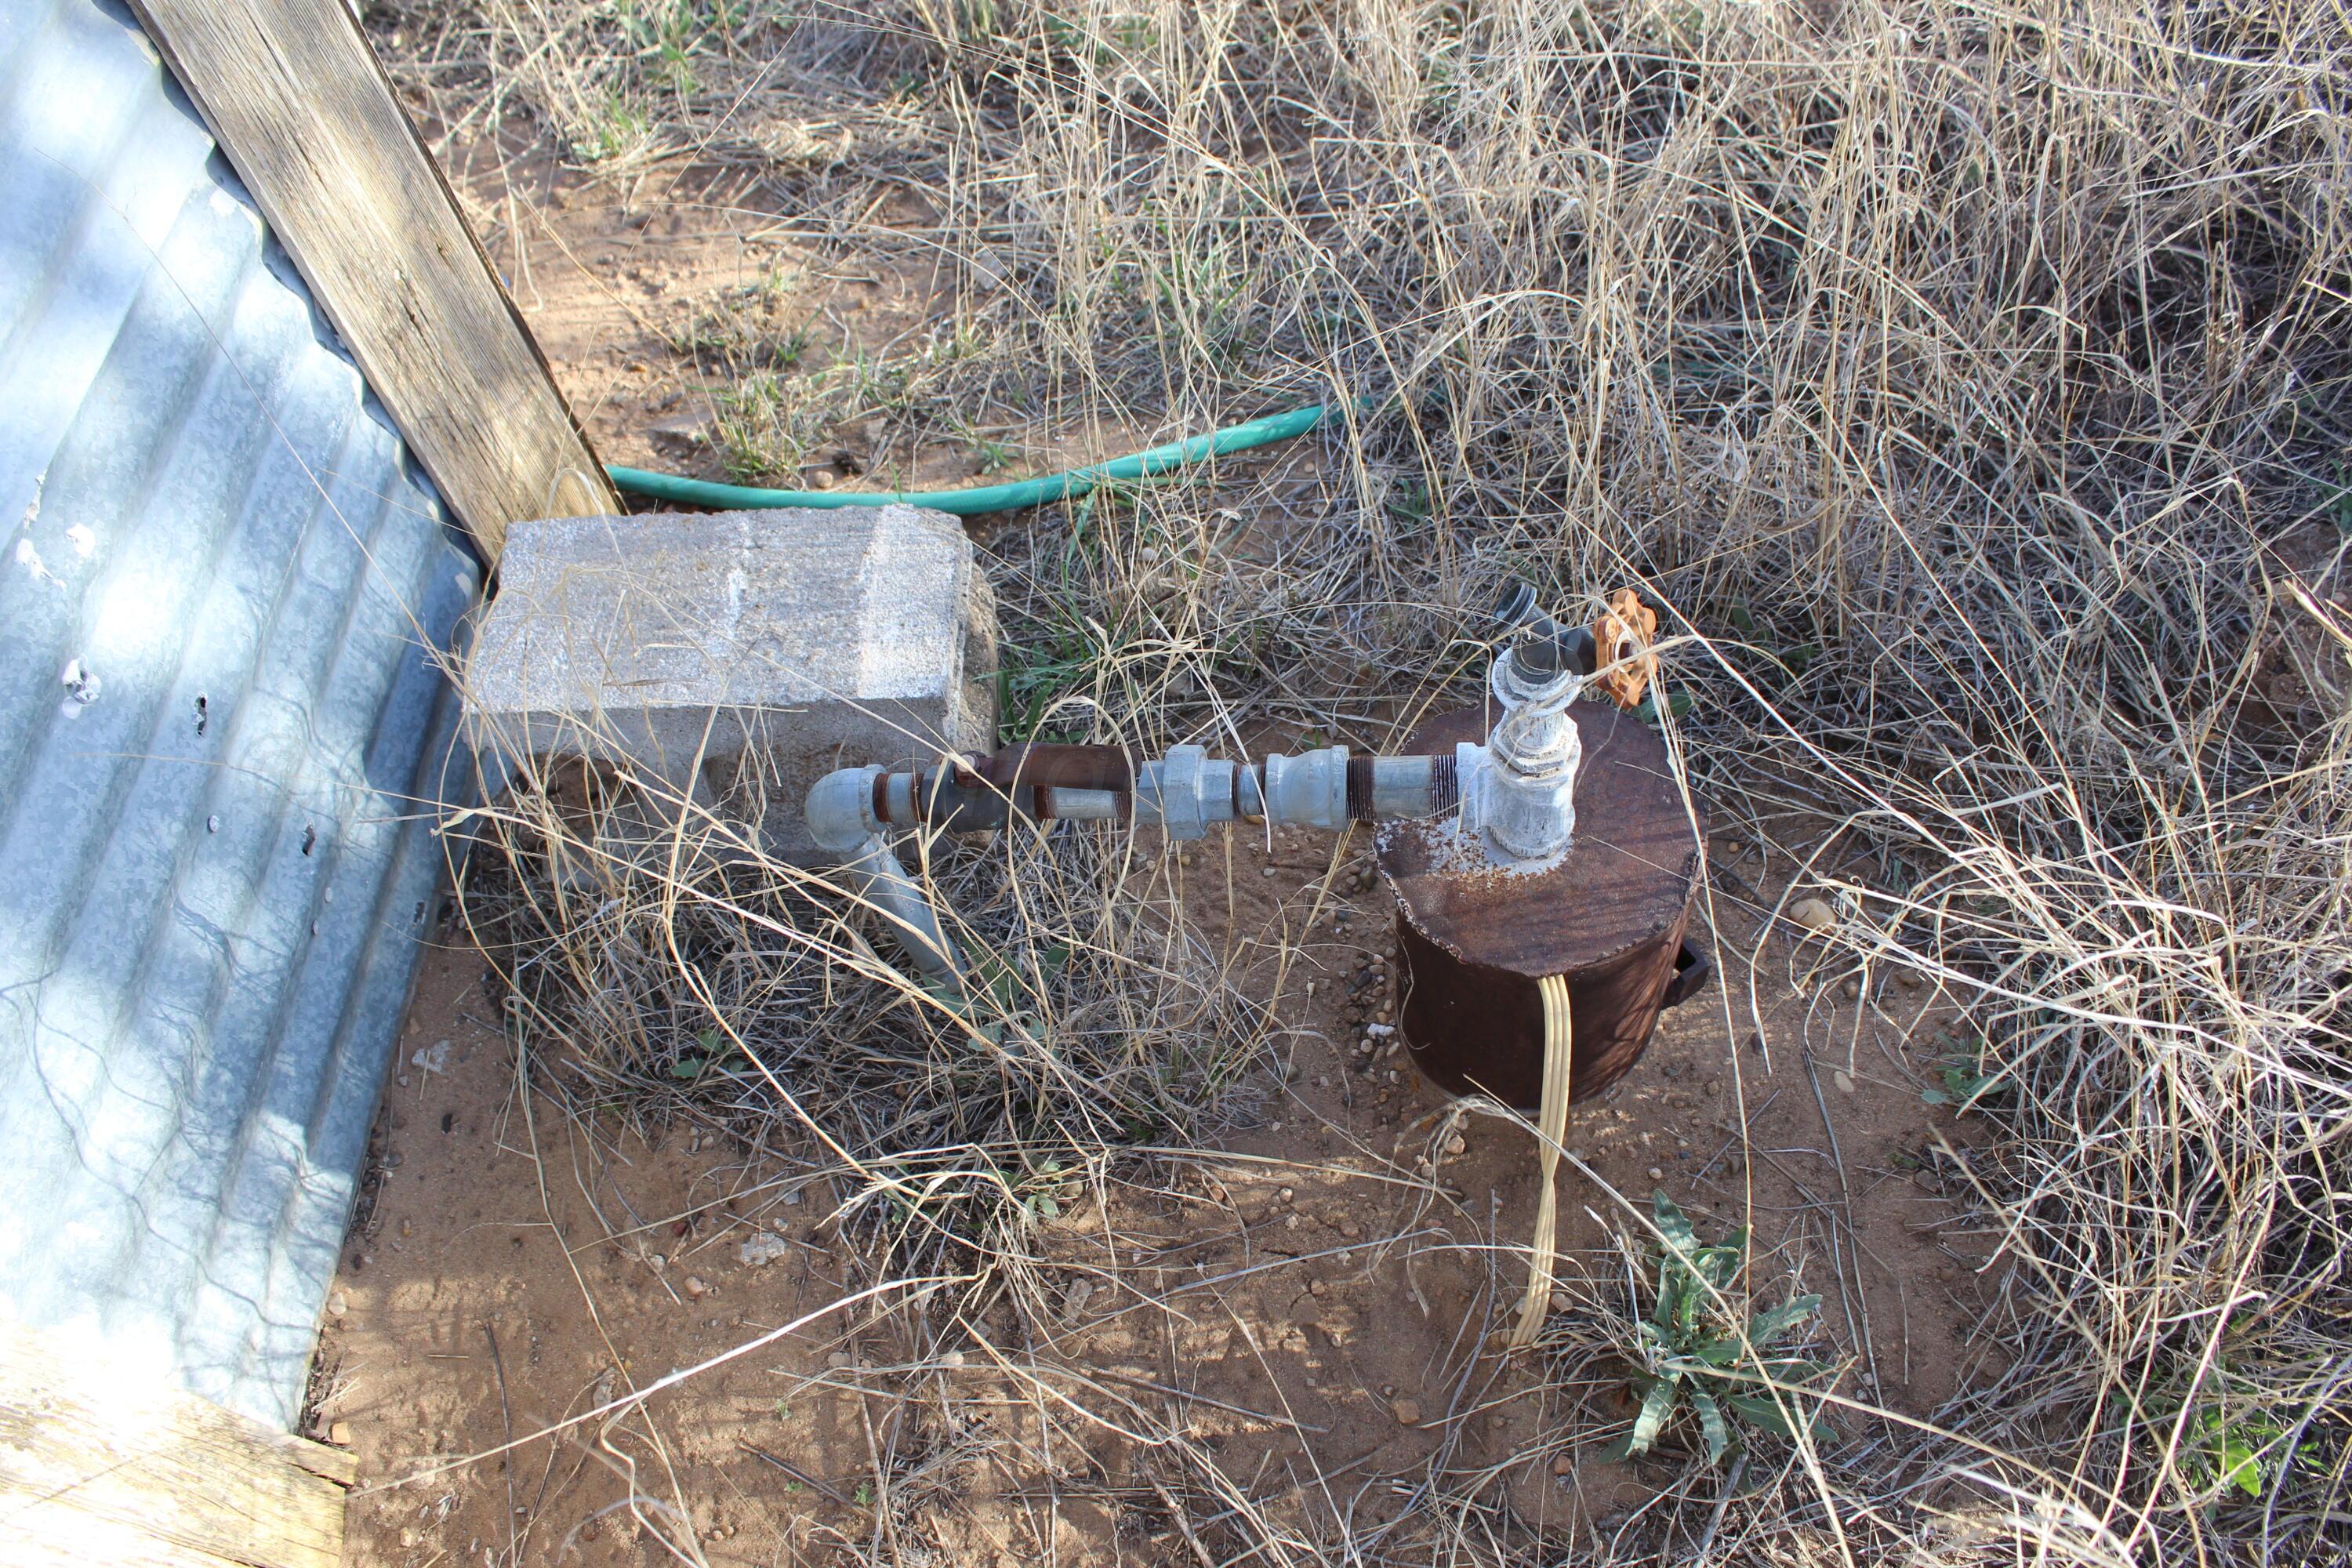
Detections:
[0, 0, 481, 1428]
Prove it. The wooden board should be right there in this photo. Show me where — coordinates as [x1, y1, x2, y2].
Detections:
[0, 1326, 353, 1568]
[125, 0, 619, 563]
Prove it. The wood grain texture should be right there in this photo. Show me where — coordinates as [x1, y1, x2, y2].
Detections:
[0, 1327, 352, 1568]
[125, 0, 617, 563]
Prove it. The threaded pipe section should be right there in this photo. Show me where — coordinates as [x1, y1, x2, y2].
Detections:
[1429, 754, 1460, 815]
[1347, 756, 1377, 821]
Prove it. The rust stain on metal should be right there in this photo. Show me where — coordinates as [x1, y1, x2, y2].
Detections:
[967, 743, 1135, 793]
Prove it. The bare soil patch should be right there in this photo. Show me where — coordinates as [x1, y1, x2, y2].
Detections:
[320, 803, 2000, 1565]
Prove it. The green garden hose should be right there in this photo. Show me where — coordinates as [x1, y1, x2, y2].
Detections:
[606, 400, 1339, 516]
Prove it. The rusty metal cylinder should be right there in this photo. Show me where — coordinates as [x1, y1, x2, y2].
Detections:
[1376, 701, 1709, 1111]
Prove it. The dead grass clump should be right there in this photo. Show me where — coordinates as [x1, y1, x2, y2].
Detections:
[390, 0, 2352, 1559]
[455, 752, 1267, 1319]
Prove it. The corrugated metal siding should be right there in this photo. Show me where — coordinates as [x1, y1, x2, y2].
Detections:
[0, 0, 481, 1428]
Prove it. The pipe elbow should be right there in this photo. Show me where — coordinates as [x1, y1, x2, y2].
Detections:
[806, 765, 884, 855]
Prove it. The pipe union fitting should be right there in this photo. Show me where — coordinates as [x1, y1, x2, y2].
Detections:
[1149, 744, 1218, 839]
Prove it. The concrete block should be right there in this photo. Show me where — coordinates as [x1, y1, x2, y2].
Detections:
[465, 506, 996, 856]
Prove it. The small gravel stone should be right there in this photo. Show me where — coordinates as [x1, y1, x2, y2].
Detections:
[937, 1349, 965, 1370]
[738, 1232, 791, 1268]
[1391, 1398, 1421, 1426]
[1834, 1069, 1856, 1094]
[683, 1276, 707, 1299]
[1789, 896, 1835, 931]
[1647, 1166, 1664, 1181]
[326, 1292, 347, 1317]
[826, 1350, 855, 1369]
[328, 1421, 352, 1446]
[1261, 865, 1278, 877]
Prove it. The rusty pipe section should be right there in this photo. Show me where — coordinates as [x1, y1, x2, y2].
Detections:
[848, 744, 1461, 840]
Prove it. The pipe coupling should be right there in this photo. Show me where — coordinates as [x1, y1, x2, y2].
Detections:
[806, 764, 885, 854]
[1262, 746, 1349, 829]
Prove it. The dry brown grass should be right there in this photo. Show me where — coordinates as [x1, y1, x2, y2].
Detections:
[391, 0, 2352, 1560]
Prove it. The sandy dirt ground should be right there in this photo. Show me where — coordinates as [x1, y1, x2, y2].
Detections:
[308, 145, 2009, 1567]
[318, 830, 2002, 1567]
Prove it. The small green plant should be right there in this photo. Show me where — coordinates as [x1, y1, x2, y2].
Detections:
[1922, 1038, 2008, 1109]
[996, 579, 1124, 745]
[710, 372, 829, 481]
[1609, 1191, 1831, 1464]
[1634, 689, 1693, 724]
[2186, 1404, 2296, 1497]
[577, 93, 651, 163]
[965, 430, 1016, 474]
[667, 289, 808, 370]
[920, 942, 1069, 1047]
[1020, 1155, 1081, 1225]
[669, 1025, 744, 1082]
[2143, 1358, 2320, 1502]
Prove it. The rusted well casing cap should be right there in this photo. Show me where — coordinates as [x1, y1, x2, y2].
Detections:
[1376, 702, 1708, 1110]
